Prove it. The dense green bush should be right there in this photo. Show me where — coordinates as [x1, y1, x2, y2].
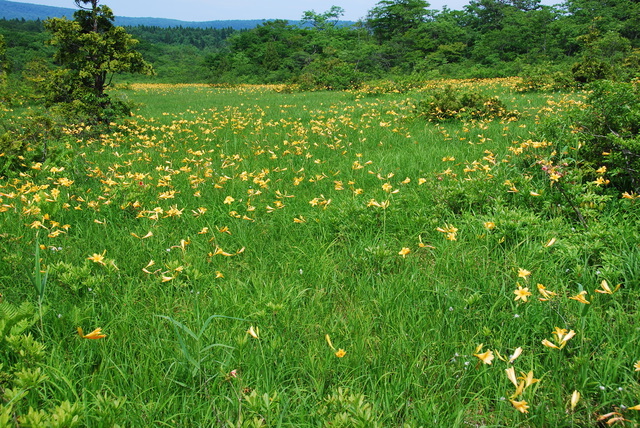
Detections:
[516, 63, 575, 92]
[415, 86, 515, 121]
[575, 80, 640, 192]
[0, 113, 61, 177]
[539, 80, 640, 194]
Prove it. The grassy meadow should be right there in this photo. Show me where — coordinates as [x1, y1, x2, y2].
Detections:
[2, 78, 640, 426]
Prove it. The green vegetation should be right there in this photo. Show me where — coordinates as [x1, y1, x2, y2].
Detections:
[1, 0, 640, 425]
[43, 0, 152, 122]
[1, 78, 640, 426]
[2, 0, 640, 85]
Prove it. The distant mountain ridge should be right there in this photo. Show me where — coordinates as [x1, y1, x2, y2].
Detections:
[0, 0, 283, 29]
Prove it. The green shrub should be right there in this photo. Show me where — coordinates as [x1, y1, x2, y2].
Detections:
[415, 85, 516, 121]
[574, 80, 640, 193]
[295, 58, 365, 91]
[0, 113, 61, 177]
[516, 63, 575, 92]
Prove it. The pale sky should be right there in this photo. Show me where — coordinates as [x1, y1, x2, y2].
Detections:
[5, 0, 557, 22]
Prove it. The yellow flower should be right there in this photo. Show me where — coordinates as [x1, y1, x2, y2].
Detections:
[629, 404, 640, 410]
[483, 221, 496, 230]
[542, 339, 560, 349]
[544, 237, 556, 247]
[398, 247, 411, 257]
[569, 290, 590, 304]
[595, 280, 621, 295]
[537, 283, 557, 301]
[634, 360, 640, 371]
[77, 327, 106, 339]
[571, 390, 580, 410]
[325, 334, 335, 350]
[509, 347, 523, 363]
[517, 268, 531, 280]
[514, 286, 532, 302]
[335, 349, 346, 358]
[88, 251, 106, 265]
[474, 348, 494, 365]
[506, 367, 518, 387]
[247, 326, 259, 339]
[518, 370, 539, 389]
[544, 327, 576, 349]
[436, 224, 458, 241]
[223, 196, 235, 204]
[510, 399, 529, 413]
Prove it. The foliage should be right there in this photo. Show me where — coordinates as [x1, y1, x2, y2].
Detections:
[415, 85, 515, 120]
[573, 80, 640, 192]
[0, 112, 63, 177]
[516, 62, 574, 92]
[43, 1, 152, 122]
[0, 300, 82, 427]
[366, 0, 432, 42]
[1, 80, 640, 426]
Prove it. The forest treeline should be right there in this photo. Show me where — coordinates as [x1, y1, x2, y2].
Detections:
[1, 0, 639, 87]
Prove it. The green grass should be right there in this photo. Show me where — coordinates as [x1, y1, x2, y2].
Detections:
[1, 78, 639, 426]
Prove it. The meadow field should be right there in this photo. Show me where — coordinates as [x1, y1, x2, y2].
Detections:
[1, 78, 640, 426]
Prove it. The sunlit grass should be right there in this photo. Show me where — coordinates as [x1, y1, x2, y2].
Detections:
[1, 79, 639, 426]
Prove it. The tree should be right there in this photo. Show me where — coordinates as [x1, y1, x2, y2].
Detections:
[366, 0, 432, 42]
[0, 34, 6, 77]
[44, 0, 152, 122]
[301, 6, 345, 30]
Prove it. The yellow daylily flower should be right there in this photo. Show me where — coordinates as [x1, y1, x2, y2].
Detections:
[517, 268, 531, 280]
[247, 326, 259, 339]
[542, 339, 560, 349]
[325, 334, 335, 350]
[474, 348, 494, 365]
[87, 251, 107, 265]
[398, 247, 411, 257]
[595, 280, 621, 295]
[633, 360, 640, 371]
[78, 327, 106, 339]
[571, 390, 580, 410]
[509, 347, 523, 363]
[510, 399, 529, 413]
[537, 283, 557, 301]
[335, 349, 346, 358]
[514, 286, 532, 302]
[506, 367, 518, 387]
[569, 290, 590, 304]
[483, 221, 496, 230]
[518, 370, 539, 389]
[544, 327, 576, 350]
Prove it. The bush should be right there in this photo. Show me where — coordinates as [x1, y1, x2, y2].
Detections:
[294, 58, 365, 91]
[415, 85, 516, 121]
[574, 80, 640, 192]
[516, 63, 575, 92]
[0, 113, 62, 177]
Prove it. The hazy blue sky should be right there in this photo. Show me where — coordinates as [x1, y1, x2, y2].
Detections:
[5, 0, 558, 22]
